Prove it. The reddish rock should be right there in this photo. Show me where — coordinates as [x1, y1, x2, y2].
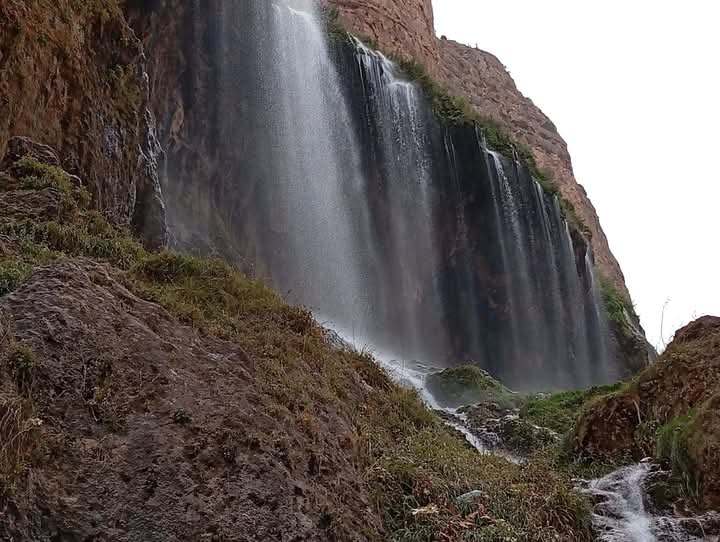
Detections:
[327, 0, 440, 75]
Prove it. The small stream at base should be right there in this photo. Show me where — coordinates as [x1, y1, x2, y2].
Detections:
[323, 321, 718, 541]
[578, 462, 718, 542]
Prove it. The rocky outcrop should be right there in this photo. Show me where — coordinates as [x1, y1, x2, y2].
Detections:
[326, 0, 439, 75]
[0, 2, 166, 248]
[572, 316, 720, 509]
[326, 0, 630, 299]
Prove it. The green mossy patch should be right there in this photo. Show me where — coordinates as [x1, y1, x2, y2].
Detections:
[520, 383, 624, 435]
[11, 155, 92, 212]
[656, 411, 700, 499]
[600, 275, 638, 331]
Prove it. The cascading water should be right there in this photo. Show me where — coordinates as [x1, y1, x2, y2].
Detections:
[579, 462, 717, 541]
[163, 0, 621, 390]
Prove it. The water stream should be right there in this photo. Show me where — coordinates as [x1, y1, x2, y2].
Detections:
[579, 462, 717, 541]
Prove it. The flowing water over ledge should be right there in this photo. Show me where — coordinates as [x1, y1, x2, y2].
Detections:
[164, 0, 621, 391]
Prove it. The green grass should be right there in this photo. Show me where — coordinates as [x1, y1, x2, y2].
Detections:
[656, 412, 700, 499]
[12, 155, 91, 210]
[520, 383, 623, 435]
[600, 276, 636, 323]
[0, 259, 32, 296]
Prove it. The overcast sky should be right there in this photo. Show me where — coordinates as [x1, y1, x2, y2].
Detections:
[433, 0, 720, 351]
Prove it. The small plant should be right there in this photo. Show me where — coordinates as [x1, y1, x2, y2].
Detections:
[0, 397, 41, 485]
[172, 409, 192, 426]
[600, 276, 638, 330]
[656, 412, 700, 500]
[0, 259, 32, 296]
[7, 344, 37, 395]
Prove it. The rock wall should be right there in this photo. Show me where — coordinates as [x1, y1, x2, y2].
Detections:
[326, 1, 630, 299]
[327, 0, 440, 75]
[0, 0, 166, 247]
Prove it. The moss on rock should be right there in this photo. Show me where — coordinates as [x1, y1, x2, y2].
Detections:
[426, 365, 517, 409]
[520, 383, 623, 435]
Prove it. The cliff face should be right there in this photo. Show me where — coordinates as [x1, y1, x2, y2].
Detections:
[326, 1, 629, 299]
[0, 0, 166, 248]
[328, 0, 440, 75]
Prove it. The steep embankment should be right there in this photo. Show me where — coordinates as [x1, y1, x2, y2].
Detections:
[0, 0, 165, 248]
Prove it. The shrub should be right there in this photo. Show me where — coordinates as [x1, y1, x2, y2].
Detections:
[0, 259, 32, 296]
[0, 397, 41, 487]
[600, 276, 638, 329]
[7, 344, 36, 396]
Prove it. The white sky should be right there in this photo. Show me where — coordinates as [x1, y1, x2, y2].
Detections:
[433, 0, 720, 351]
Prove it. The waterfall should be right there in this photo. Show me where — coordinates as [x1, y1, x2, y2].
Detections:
[163, 0, 620, 390]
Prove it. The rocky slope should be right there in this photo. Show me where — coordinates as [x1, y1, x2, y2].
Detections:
[327, 0, 630, 299]
[327, 0, 440, 75]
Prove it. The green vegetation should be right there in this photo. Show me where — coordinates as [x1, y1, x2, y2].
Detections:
[13, 155, 91, 210]
[494, 417, 558, 454]
[6, 345, 36, 397]
[109, 64, 143, 118]
[0, 396, 40, 490]
[520, 383, 623, 434]
[364, 416, 592, 541]
[656, 412, 700, 499]
[425, 365, 518, 408]
[0, 259, 32, 296]
[319, 5, 347, 43]
[600, 275, 638, 332]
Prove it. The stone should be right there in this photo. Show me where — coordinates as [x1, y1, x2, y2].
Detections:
[0, 136, 60, 170]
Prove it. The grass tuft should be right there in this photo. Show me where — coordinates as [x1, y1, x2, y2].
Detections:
[656, 412, 700, 499]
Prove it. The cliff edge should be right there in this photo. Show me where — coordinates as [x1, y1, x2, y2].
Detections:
[327, 0, 630, 299]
